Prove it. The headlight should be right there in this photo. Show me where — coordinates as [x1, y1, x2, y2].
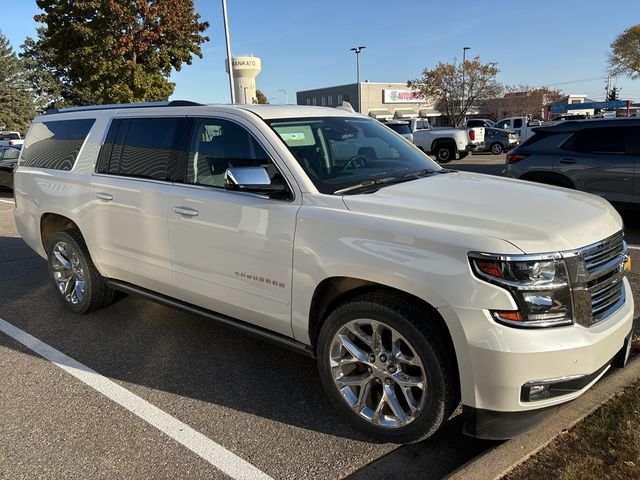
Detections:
[469, 253, 573, 328]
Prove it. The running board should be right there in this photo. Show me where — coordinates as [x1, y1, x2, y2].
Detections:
[105, 279, 315, 358]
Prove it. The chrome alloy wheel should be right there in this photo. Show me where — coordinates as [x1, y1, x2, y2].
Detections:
[329, 319, 427, 428]
[51, 241, 85, 305]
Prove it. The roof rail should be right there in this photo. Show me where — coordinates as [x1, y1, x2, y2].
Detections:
[44, 100, 204, 115]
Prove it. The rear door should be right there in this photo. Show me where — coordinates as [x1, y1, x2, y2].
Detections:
[90, 116, 188, 293]
[167, 115, 301, 336]
[557, 125, 633, 204]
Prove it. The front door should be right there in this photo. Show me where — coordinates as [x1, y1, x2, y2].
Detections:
[168, 116, 300, 336]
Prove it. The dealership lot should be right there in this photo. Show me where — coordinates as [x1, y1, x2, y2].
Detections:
[1, 157, 639, 479]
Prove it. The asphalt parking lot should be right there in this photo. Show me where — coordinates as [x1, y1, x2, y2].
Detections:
[1, 156, 639, 480]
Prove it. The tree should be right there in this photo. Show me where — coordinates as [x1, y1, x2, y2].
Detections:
[0, 32, 36, 131]
[254, 89, 269, 104]
[20, 36, 69, 111]
[484, 85, 562, 120]
[408, 57, 502, 127]
[609, 25, 640, 80]
[27, 0, 209, 105]
[606, 86, 620, 101]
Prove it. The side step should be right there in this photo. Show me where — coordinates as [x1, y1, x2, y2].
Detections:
[105, 279, 315, 358]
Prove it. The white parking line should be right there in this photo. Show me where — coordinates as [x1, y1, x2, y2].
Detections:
[0, 317, 273, 480]
[628, 245, 640, 251]
[0, 199, 14, 204]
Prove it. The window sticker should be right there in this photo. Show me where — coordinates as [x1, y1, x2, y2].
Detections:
[273, 125, 315, 146]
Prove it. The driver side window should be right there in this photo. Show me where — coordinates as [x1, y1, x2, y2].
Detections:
[186, 118, 279, 188]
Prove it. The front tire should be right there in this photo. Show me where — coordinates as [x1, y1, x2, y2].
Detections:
[317, 292, 458, 443]
[47, 229, 115, 314]
[490, 142, 504, 155]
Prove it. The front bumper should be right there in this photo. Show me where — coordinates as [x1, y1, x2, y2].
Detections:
[439, 278, 633, 415]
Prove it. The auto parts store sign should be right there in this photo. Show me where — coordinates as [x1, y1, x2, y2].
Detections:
[383, 89, 425, 103]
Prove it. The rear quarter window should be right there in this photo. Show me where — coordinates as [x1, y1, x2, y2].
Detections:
[21, 119, 95, 170]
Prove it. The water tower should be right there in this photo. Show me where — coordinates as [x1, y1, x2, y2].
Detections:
[225, 55, 262, 104]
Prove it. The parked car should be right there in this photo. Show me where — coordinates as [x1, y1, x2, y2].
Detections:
[503, 118, 639, 206]
[480, 127, 519, 155]
[380, 119, 413, 142]
[412, 119, 485, 162]
[0, 131, 24, 147]
[0, 145, 21, 189]
[14, 102, 633, 444]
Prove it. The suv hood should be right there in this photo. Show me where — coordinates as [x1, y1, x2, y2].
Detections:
[341, 171, 622, 253]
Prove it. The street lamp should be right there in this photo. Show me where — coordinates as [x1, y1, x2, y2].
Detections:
[461, 46, 470, 115]
[278, 89, 288, 104]
[222, 0, 235, 103]
[350, 46, 366, 112]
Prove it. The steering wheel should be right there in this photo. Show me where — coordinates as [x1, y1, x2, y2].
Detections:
[341, 154, 368, 171]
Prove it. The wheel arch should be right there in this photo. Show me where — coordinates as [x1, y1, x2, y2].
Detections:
[308, 276, 459, 383]
[519, 171, 575, 189]
[40, 212, 80, 251]
[430, 138, 457, 153]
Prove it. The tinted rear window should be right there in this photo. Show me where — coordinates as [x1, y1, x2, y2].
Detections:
[95, 117, 187, 181]
[563, 127, 626, 155]
[386, 124, 412, 135]
[21, 119, 95, 170]
[118, 118, 178, 180]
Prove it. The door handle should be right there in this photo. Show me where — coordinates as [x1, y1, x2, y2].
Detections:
[172, 206, 199, 217]
[560, 158, 576, 164]
[95, 192, 113, 201]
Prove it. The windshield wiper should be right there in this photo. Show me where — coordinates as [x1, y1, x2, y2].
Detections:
[334, 168, 454, 195]
[334, 176, 402, 195]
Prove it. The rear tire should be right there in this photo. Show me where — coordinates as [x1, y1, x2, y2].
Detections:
[317, 292, 458, 444]
[490, 143, 503, 155]
[47, 229, 115, 314]
[433, 143, 455, 163]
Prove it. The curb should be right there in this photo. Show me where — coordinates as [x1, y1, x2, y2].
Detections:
[446, 352, 640, 480]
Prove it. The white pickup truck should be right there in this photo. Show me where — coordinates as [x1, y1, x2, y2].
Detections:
[0, 131, 25, 147]
[495, 117, 543, 142]
[410, 119, 485, 163]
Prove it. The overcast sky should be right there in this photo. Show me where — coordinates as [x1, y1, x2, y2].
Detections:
[1, 0, 639, 104]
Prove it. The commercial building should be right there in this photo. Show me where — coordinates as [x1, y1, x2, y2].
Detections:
[296, 82, 441, 120]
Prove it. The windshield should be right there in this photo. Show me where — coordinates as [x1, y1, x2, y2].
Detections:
[267, 117, 439, 194]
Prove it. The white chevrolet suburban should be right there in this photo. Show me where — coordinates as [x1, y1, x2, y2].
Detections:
[13, 102, 633, 443]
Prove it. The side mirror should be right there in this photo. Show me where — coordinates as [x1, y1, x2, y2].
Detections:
[224, 167, 289, 197]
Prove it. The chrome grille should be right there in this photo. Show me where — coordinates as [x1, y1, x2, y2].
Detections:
[582, 231, 625, 275]
[573, 231, 627, 326]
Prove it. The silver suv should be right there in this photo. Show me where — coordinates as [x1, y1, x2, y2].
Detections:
[504, 118, 640, 206]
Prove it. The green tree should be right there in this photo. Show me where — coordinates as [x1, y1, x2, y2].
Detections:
[607, 86, 620, 101]
[408, 57, 502, 127]
[0, 32, 36, 131]
[254, 89, 269, 104]
[609, 25, 640, 80]
[28, 0, 209, 105]
[20, 36, 69, 111]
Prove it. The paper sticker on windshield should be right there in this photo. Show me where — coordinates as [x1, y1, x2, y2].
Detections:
[273, 125, 315, 146]
[280, 132, 306, 142]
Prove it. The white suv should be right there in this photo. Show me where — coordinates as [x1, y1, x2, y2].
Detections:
[14, 102, 634, 443]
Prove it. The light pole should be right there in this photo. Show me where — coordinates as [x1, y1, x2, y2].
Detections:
[278, 89, 288, 104]
[350, 46, 366, 112]
[461, 46, 470, 116]
[222, 0, 235, 103]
